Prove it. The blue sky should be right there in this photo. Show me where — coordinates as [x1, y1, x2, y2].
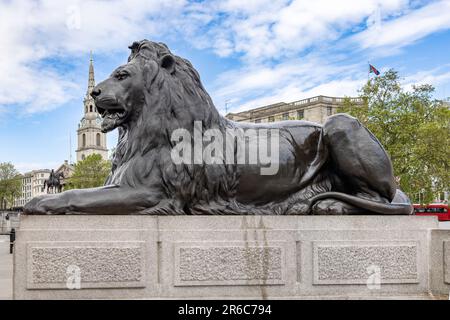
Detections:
[1, 0, 450, 173]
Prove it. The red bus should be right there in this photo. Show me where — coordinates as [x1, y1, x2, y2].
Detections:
[413, 203, 450, 221]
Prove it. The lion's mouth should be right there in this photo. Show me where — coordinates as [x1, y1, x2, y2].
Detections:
[98, 106, 127, 120]
[96, 103, 128, 133]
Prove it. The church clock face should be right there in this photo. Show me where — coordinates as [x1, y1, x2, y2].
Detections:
[81, 119, 87, 127]
[96, 117, 102, 125]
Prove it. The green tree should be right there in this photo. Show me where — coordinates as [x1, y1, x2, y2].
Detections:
[66, 154, 111, 189]
[0, 162, 22, 209]
[338, 69, 450, 204]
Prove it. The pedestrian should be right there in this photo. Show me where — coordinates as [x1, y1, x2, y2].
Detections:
[10, 228, 15, 254]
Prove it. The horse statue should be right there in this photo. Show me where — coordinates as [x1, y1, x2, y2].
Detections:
[42, 170, 64, 194]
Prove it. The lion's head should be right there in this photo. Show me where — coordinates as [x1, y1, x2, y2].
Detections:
[92, 40, 221, 135]
[92, 40, 224, 181]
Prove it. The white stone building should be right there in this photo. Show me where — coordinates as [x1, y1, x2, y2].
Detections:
[55, 160, 75, 191]
[76, 53, 108, 162]
[226, 95, 363, 124]
[14, 169, 51, 207]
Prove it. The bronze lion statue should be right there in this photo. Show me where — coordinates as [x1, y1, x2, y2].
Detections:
[24, 40, 413, 215]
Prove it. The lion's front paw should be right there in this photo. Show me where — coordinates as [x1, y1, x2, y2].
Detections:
[23, 194, 67, 214]
[23, 195, 47, 214]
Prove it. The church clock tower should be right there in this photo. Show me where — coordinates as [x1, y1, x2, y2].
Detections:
[76, 53, 108, 162]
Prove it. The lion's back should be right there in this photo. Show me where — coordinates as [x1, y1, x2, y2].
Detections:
[223, 118, 327, 204]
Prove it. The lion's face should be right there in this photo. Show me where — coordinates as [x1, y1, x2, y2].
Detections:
[91, 60, 147, 133]
[91, 42, 176, 133]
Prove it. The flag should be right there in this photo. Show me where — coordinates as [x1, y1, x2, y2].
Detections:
[369, 64, 380, 76]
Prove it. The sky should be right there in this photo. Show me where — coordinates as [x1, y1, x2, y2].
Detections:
[1, 0, 450, 173]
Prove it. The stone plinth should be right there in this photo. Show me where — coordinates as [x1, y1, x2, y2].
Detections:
[13, 215, 448, 299]
[430, 229, 450, 296]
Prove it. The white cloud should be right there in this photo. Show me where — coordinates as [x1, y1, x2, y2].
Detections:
[1, 0, 450, 117]
[221, 65, 450, 115]
[0, 0, 185, 115]
[195, 0, 450, 113]
[402, 65, 450, 92]
[210, 50, 365, 113]
[354, 0, 450, 50]
[184, 0, 412, 62]
[14, 161, 62, 174]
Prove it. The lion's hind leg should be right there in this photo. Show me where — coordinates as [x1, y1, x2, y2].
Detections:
[322, 114, 397, 205]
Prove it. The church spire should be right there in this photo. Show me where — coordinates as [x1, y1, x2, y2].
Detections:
[76, 51, 108, 163]
[87, 51, 95, 97]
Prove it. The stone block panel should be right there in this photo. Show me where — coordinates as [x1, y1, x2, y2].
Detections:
[444, 241, 450, 284]
[313, 241, 419, 285]
[27, 241, 146, 289]
[174, 242, 286, 286]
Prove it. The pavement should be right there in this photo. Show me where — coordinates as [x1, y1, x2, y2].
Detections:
[0, 235, 12, 300]
[439, 221, 450, 229]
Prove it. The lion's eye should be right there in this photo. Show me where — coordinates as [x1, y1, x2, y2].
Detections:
[115, 71, 130, 81]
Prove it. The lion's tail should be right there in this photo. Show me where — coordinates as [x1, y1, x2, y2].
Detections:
[307, 190, 413, 215]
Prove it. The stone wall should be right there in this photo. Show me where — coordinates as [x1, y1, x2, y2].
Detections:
[13, 215, 449, 299]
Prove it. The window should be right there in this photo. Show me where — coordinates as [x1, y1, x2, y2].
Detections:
[96, 133, 101, 146]
[255, 119, 261, 123]
[90, 105, 93, 112]
[81, 154, 85, 160]
[82, 134, 86, 147]
[268, 116, 275, 122]
[297, 110, 304, 119]
[415, 207, 446, 213]
[327, 106, 333, 116]
[282, 113, 289, 120]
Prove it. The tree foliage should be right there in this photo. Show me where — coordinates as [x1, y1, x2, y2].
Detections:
[0, 162, 22, 209]
[66, 154, 111, 190]
[338, 69, 450, 204]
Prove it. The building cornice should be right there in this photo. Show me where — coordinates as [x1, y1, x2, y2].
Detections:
[226, 95, 363, 120]
[75, 146, 108, 152]
[77, 124, 103, 132]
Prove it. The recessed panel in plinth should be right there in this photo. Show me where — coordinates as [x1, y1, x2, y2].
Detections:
[174, 241, 286, 286]
[444, 241, 450, 284]
[26, 241, 146, 289]
[313, 241, 419, 285]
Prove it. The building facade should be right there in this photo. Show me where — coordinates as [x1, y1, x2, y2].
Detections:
[12, 160, 75, 209]
[226, 95, 363, 124]
[55, 160, 75, 191]
[76, 53, 108, 162]
[14, 169, 51, 207]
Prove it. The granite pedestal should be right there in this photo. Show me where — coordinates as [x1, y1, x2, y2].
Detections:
[13, 215, 450, 299]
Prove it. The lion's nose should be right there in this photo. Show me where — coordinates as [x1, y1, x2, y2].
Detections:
[91, 87, 101, 99]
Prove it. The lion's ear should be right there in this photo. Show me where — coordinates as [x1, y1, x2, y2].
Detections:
[160, 54, 176, 74]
